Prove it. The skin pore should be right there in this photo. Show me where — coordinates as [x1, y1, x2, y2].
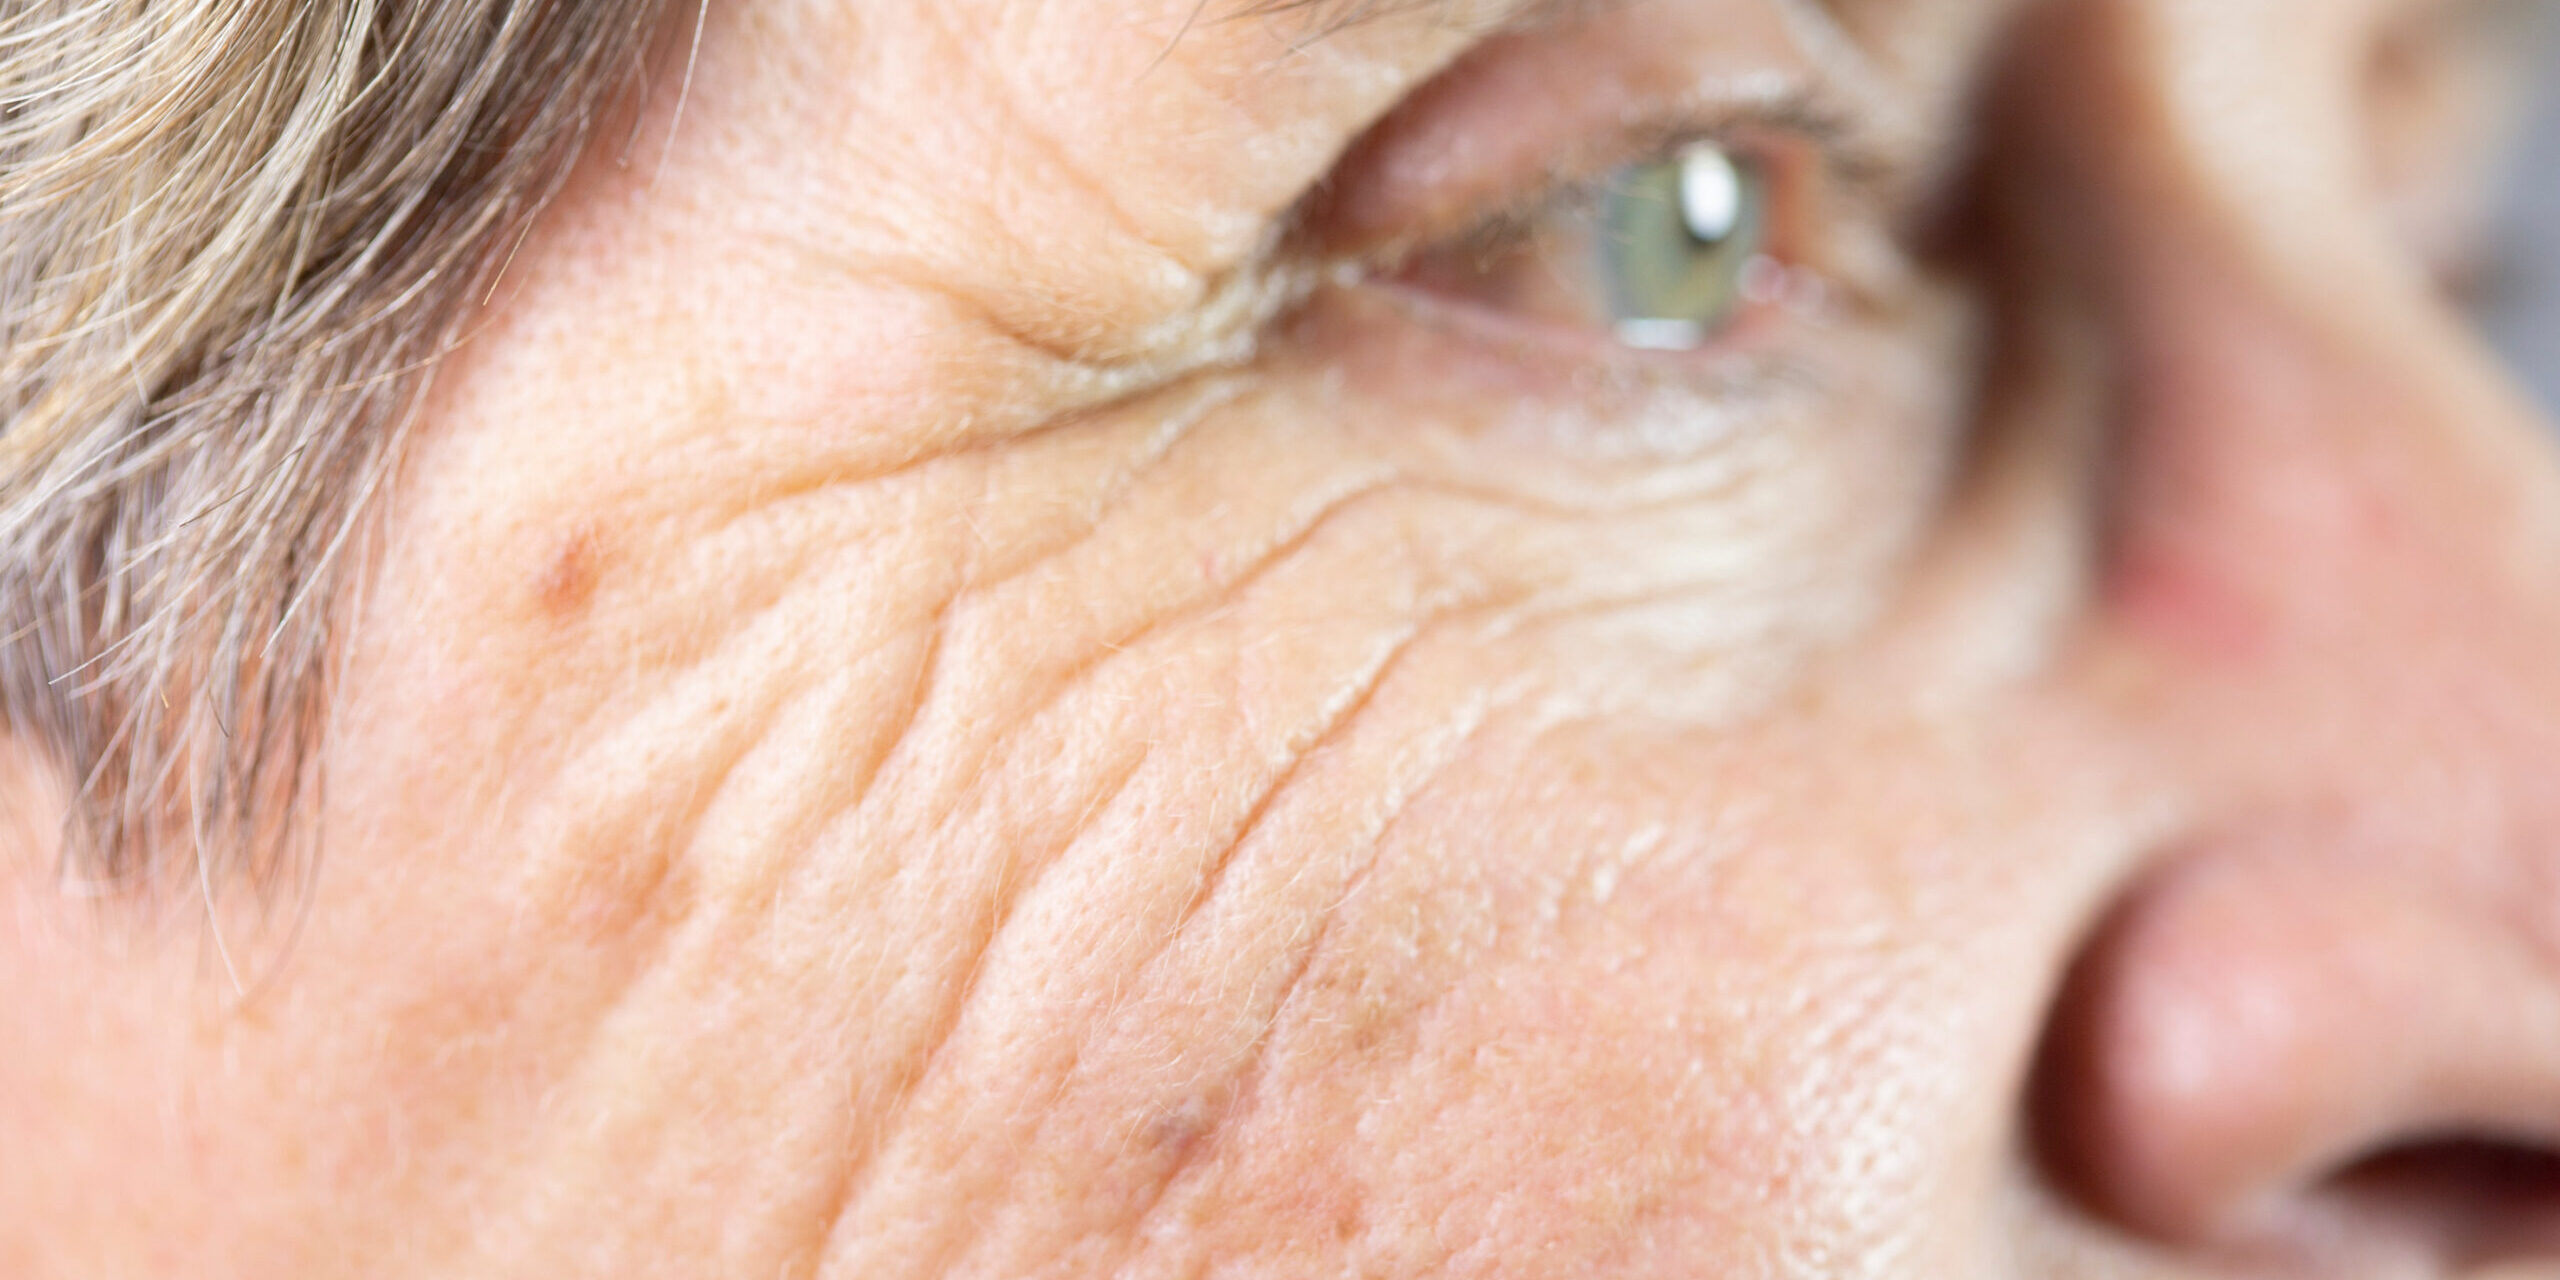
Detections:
[7, 0, 2560, 1275]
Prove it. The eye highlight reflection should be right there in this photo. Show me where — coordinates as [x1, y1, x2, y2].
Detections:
[1371, 129, 1828, 370]
[1601, 142, 1772, 351]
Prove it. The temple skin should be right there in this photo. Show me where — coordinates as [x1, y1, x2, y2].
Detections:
[8, 0, 2560, 1275]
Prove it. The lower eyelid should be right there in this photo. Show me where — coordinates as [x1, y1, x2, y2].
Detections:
[1281, 276, 1826, 465]
[1257, 290, 1979, 617]
[1351, 267, 1809, 383]
[1275, 211, 1976, 476]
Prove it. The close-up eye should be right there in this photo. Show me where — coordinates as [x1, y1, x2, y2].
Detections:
[1281, 38, 1962, 489]
[1371, 136, 1816, 360]
[1594, 141, 1772, 349]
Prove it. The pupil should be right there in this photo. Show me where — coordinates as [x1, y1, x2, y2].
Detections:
[1677, 145, 1743, 248]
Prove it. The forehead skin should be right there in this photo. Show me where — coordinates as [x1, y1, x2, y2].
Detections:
[8, 0, 2560, 1277]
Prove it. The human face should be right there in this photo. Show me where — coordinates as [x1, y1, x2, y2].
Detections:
[8, 0, 2560, 1274]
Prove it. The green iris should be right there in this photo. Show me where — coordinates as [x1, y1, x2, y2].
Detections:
[1597, 142, 1768, 350]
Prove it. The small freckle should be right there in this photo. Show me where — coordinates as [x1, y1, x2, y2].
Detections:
[1146, 1095, 1217, 1159]
[532, 524, 605, 619]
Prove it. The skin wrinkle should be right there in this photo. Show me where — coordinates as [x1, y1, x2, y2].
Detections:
[937, 6, 1193, 295]
[601, 272, 1207, 519]
[508, 378, 1252, 777]
[661, 503, 1401, 1110]
[934, 379, 1253, 603]
[771, 204, 1261, 396]
[1375, 434, 1908, 581]
[633, 315, 1274, 612]
[470, 651, 974, 1273]
[1019, 13, 1236, 249]
[903, 451, 1414, 800]
[728, 33, 1284, 381]
[374, 524, 970, 1268]
[1144, 610, 1483, 970]
[484, 655, 891, 1126]
[846, 589, 954, 817]
[880, 491, 1333, 821]
[933, 624, 1499, 1280]
[1345, 493, 1913, 727]
[778, 325, 1863, 1264]
[620, 513, 951, 716]
[817, 524, 1441, 1274]
[1081, 687, 1501, 1277]
[504, 527, 936, 834]
[1289, 814, 1600, 1271]
[1341, 734, 1754, 1266]
[826, 462, 995, 835]
[802, 738, 1161, 1280]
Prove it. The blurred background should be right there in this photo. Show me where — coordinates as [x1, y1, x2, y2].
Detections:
[2485, 52, 2560, 408]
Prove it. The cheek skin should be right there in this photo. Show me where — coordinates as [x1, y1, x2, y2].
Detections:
[996, 711, 2153, 1278]
[184, 219, 2150, 1276]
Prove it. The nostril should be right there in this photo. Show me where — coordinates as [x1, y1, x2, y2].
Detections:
[2340, 1136, 2560, 1205]
[2022, 843, 2560, 1257]
[2322, 1136, 2560, 1262]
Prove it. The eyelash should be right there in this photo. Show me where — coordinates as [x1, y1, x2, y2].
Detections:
[1295, 91, 1887, 367]
[1261, 73, 1968, 479]
[1314, 87, 1861, 259]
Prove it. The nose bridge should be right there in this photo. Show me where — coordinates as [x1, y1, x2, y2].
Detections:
[2104, 266, 2560, 687]
[2019, 7, 2560, 1246]
[2051, 0, 2560, 724]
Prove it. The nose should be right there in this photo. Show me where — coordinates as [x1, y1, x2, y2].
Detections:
[2003, 0, 2560, 1261]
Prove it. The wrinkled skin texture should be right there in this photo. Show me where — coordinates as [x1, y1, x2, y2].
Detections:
[9, 0, 2560, 1275]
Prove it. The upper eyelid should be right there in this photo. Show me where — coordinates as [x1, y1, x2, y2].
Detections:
[1477, 97, 1848, 243]
[1297, 87, 1885, 280]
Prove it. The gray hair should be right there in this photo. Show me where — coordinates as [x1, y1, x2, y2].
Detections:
[0, 0, 671, 891]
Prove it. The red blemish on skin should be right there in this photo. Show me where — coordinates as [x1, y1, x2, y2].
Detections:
[2105, 535, 2269, 666]
[531, 523, 604, 621]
